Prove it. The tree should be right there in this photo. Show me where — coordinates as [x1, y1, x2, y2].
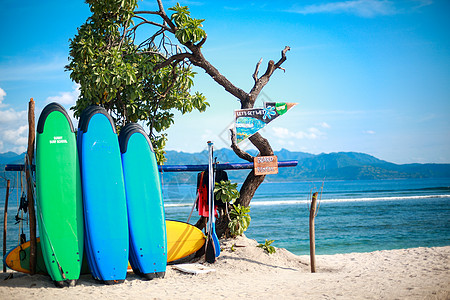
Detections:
[135, 1, 289, 236]
[66, 0, 209, 163]
[68, 0, 290, 237]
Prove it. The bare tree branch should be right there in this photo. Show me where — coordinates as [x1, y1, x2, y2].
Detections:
[131, 15, 171, 32]
[153, 53, 192, 71]
[134, 10, 160, 15]
[274, 46, 290, 69]
[230, 129, 254, 162]
[135, 0, 177, 32]
[183, 40, 249, 101]
[196, 36, 207, 48]
[134, 50, 166, 59]
[247, 46, 290, 106]
[253, 58, 263, 82]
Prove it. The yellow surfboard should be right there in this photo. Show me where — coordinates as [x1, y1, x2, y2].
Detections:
[166, 220, 205, 262]
[4, 220, 205, 274]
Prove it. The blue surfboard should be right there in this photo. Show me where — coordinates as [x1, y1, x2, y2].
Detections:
[77, 105, 104, 281]
[78, 106, 129, 284]
[119, 123, 167, 279]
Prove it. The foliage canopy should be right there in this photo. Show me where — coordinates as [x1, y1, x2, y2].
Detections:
[66, 0, 209, 163]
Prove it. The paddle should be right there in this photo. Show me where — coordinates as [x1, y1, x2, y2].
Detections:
[205, 141, 219, 263]
[211, 155, 220, 258]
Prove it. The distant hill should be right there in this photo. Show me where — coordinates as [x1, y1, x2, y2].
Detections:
[1, 149, 450, 187]
[163, 149, 450, 183]
[0, 152, 26, 164]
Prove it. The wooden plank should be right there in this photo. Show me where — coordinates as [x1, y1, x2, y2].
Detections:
[26, 98, 37, 275]
[254, 156, 278, 175]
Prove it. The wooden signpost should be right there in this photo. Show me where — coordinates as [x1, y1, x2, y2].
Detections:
[309, 192, 318, 273]
[26, 98, 37, 275]
[254, 156, 278, 175]
[3, 179, 10, 272]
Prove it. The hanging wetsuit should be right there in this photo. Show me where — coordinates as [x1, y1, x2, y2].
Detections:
[196, 170, 228, 217]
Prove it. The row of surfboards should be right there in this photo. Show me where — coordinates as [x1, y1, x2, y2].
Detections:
[4, 103, 205, 287]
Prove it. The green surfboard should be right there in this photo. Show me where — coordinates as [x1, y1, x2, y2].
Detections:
[36, 103, 84, 287]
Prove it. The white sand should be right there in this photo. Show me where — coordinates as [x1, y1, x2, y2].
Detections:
[1, 236, 449, 300]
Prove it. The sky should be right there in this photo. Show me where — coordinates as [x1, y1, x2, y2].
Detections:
[0, 0, 449, 164]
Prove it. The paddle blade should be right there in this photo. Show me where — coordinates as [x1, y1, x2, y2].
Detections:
[212, 227, 220, 258]
[205, 236, 216, 263]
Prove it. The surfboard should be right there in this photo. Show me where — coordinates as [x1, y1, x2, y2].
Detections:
[35, 102, 84, 287]
[77, 105, 104, 280]
[4, 221, 205, 274]
[2, 238, 90, 275]
[166, 220, 205, 262]
[119, 123, 167, 279]
[78, 105, 129, 284]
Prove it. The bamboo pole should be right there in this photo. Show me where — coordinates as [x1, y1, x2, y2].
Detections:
[26, 98, 37, 275]
[3, 179, 10, 272]
[309, 192, 318, 273]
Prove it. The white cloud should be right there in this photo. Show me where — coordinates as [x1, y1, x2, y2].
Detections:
[272, 127, 290, 137]
[0, 87, 6, 106]
[0, 88, 28, 153]
[290, 0, 397, 18]
[271, 126, 327, 140]
[3, 125, 28, 145]
[0, 108, 27, 124]
[0, 124, 28, 154]
[0, 83, 82, 154]
[320, 122, 331, 129]
[364, 130, 376, 134]
[46, 83, 80, 106]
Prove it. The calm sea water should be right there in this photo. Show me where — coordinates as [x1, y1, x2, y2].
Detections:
[162, 177, 450, 255]
[1, 177, 449, 266]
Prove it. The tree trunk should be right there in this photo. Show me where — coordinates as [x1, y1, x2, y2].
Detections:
[237, 171, 265, 207]
[146, 4, 290, 239]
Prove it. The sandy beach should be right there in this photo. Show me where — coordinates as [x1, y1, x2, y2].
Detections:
[1, 235, 449, 300]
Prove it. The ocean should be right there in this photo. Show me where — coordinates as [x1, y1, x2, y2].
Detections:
[1, 177, 449, 266]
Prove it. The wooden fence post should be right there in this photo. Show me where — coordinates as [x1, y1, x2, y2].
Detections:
[3, 179, 10, 272]
[26, 98, 37, 275]
[309, 192, 318, 273]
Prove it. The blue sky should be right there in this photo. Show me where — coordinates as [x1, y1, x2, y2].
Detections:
[0, 0, 449, 164]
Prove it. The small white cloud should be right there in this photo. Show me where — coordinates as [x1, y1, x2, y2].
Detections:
[364, 130, 376, 134]
[46, 84, 80, 106]
[0, 89, 28, 153]
[2, 125, 28, 154]
[0, 108, 27, 124]
[272, 126, 326, 140]
[290, 0, 397, 18]
[320, 122, 331, 129]
[0, 87, 6, 106]
[272, 127, 291, 138]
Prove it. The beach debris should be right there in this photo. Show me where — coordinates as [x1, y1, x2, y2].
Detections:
[173, 263, 216, 275]
[3, 273, 14, 281]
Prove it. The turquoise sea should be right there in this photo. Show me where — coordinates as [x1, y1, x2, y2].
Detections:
[1, 177, 450, 266]
[162, 177, 450, 255]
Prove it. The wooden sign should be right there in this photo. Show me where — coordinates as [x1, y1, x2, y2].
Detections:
[254, 156, 278, 175]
